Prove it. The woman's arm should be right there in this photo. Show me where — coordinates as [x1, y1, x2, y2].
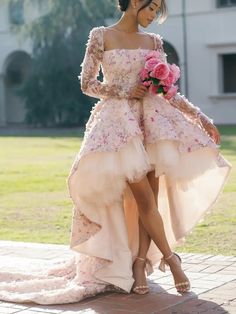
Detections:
[168, 92, 202, 122]
[156, 35, 220, 144]
[79, 27, 131, 99]
[155, 34, 211, 121]
[169, 93, 221, 144]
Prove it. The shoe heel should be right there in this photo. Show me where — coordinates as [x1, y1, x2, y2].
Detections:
[158, 252, 175, 272]
[158, 258, 167, 272]
[160, 252, 191, 293]
[145, 257, 154, 276]
[132, 256, 150, 295]
[174, 252, 182, 263]
[134, 257, 154, 276]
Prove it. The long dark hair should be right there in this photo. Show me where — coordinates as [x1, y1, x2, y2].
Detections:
[118, 0, 168, 24]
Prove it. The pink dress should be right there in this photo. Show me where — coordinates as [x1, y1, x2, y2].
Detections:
[0, 26, 231, 305]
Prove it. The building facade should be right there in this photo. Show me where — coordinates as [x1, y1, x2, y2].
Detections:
[148, 0, 236, 124]
[0, 0, 236, 126]
[0, 0, 48, 126]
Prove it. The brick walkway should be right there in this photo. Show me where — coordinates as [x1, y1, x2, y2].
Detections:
[0, 241, 235, 314]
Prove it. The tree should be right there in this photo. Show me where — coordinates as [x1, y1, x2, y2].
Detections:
[10, 0, 118, 126]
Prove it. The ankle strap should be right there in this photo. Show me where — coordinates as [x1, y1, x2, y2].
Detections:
[164, 252, 174, 260]
[163, 252, 182, 263]
[136, 257, 146, 262]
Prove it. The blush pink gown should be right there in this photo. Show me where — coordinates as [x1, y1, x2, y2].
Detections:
[0, 26, 231, 304]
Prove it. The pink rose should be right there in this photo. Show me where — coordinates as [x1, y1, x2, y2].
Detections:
[169, 64, 180, 83]
[150, 62, 170, 80]
[143, 80, 152, 87]
[161, 70, 175, 86]
[145, 58, 159, 72]
[145, 51, 161, 61]
[164, 85, 178, 100]
[140, 68, 149, 81]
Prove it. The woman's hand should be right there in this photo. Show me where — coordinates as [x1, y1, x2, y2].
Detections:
[129, 84, 148, 100]
[200, 115, 221, 145]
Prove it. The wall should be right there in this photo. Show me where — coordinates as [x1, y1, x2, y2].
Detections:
[147, 0, 236, 124]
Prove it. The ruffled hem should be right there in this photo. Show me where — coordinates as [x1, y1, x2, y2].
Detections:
[67, 132, 231, 294]
[68, 135, 152, 207]
[146, 140, 229, 181]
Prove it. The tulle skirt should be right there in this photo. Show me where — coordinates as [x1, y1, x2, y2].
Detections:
[68, 93, 231, 293]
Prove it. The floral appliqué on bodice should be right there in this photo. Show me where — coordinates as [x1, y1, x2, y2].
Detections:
[73, 26, 224, 162]
[79, 26, 166, 99]
[79, 26, 205, 119]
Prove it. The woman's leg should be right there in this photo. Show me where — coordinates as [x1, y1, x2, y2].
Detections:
[137, 171, 159, 258]
[132, 171, 159, 291]
[129, 174, 190, 291]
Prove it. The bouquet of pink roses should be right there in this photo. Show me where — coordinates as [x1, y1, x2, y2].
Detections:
[140, 51, 180, 100]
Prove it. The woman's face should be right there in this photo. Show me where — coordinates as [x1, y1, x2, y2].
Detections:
[136, 0, 162, 27]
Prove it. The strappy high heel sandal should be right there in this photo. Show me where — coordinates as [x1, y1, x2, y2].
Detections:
[132, 256, 154, 295]
[158, 252, 191, 293]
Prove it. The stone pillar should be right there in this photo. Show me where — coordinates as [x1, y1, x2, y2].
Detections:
[0, 74, 6, 126]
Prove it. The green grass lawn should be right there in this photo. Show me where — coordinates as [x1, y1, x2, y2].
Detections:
[0, 126, 235, 255]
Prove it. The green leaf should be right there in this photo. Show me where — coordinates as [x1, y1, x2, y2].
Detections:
[157, 85, 164, 93]
[151, 78, 160, 86]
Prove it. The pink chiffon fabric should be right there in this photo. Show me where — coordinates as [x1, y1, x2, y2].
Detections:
[0, 26, 231, 305]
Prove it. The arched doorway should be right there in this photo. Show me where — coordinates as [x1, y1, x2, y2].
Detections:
[163, 41, 181, 92]
[163, 41, 179, 65]
[3, 50, 31, 124]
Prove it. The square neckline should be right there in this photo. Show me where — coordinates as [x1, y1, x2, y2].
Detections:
[100, 26, 158, 53]
[103, 48, 156, 54]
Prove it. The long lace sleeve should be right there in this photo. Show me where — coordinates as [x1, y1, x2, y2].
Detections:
[168, 93, 202, 122]
[155, 35, 213, 124]
[168, 91, 214, 127]
[78, 27, 131, 99]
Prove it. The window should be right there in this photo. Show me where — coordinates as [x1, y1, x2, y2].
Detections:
[222, 54, 236, 93]
[217, 0, 236, 8]
[9, 0, 24, 25]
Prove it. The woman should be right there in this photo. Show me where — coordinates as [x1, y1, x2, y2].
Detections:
[0, 0, 231, 305]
